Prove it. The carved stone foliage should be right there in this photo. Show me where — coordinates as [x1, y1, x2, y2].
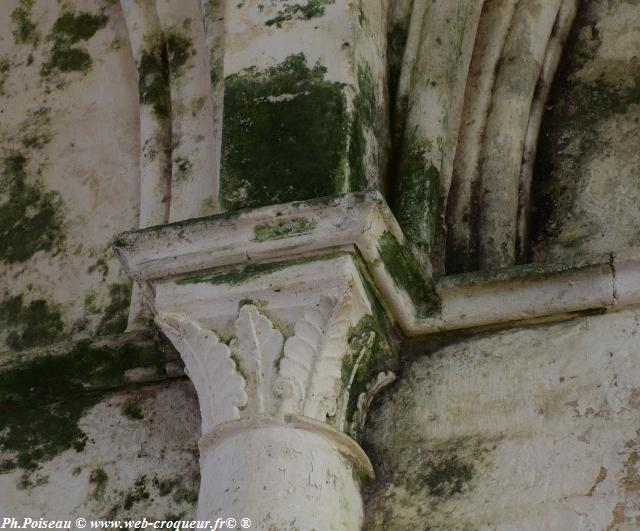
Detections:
[154, 315, 248, 435]
[156, 293, 395, 440]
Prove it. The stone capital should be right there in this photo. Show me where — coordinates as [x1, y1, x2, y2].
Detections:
[114, 192, 407, 528]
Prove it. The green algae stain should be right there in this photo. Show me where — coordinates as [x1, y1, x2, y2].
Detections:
[0, 154, 65, 264]
[0, 58, 11, 97]
[97, 283, 132, 336]
[90, 468, 109, 500]
[394, 140, 443, 265]
[137, 28, 190, 121]
[0, 295, 65, 351]
[340, 314, 393, 437]
[377, 231, 441, 318]
[11, 0, 40, 46]
[176, 253, 343, 286]
[253, 217, 317, 241]
[165, 29, 193, 72]
[138, 33, 171, 121]
[412, 454, 474, 498]
[44, 48, 92, 74]
[174, 157, 193, 182]
[221, 53, 349, 210]
[0, 339, 166, 475]
[41, 10, 108, 76]
[123, 475, 150, 510]
[349, 64, 383, 192]
[265, 0, 334, 27]
[121, 397, 144, 420]
[51, 11, 109, 44]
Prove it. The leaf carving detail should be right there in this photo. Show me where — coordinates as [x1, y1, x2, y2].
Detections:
[276, 293, 352, 421]
[155, 313, 248, 434]
[232, 305, 284, 416]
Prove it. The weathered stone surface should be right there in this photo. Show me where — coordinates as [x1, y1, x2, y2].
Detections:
[3, 0, 640, 528]
[532, 0, 640, 262]
[365, 308, 640, 530]
[0, 0, 140, 343]
[0, 378, 200, 520]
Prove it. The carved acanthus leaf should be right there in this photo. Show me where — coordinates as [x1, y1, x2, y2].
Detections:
[276, 293, 352, 421]
[335, 330, 376, 432]
[348, 371, 396, 439]
[231, 304, 284, 416]
[155, 313, 248, 434]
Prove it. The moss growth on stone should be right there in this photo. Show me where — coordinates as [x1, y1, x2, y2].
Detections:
[17, 473, 48, 490]
[121, 397, 144, 420]
[90, 467, 108, 500]
[97, 283, 132, 336]
[253, 217, 317, 241]
[138, 33, 171, 121]
[45, 48, 92, 74]
[265, 0, 334, 27]
[191, 96, 205, 117]
[171, 481, 199, 504]
[376, 231, 441, 318]
[0, 58, 11, 96]
[174, 157, 193, 182]
[0, 339, 166, 474]
[41, 9, 108, 76]
[123, 475, 150, 510]
[176, 253, 342, 286]
[412, 454, 474, 498]
[21, 107, 53, 150]
[51, 11, 109, 44]
[88, 257, 110, 280]
[221, 53, 348, 210]
[349, 63, 383, 192]
[0, 153, 65, 264]
[340, 314, 392, 437]
[153, 476, 180, 497]
[165, 29, 193, 72]
[0, 294, 65, 351]
[394, 140, 443, 267]
[11, 0, 40, 46]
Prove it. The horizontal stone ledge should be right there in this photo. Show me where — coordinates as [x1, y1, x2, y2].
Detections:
[113, 193, 640, 338]
[418, 252, 627, 334]
[0, 331, 180, 391]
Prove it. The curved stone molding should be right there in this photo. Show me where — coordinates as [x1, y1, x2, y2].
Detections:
[391, 0, 579, 274]
[444, 0, 578, 272]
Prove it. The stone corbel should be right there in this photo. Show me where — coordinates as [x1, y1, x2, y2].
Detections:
[114, 192, 406, 529]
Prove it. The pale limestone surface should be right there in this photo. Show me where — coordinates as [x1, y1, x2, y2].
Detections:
[0, 380, 200, 521]
[365, 308, 640, 530]
[0, 0, 139, 339]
